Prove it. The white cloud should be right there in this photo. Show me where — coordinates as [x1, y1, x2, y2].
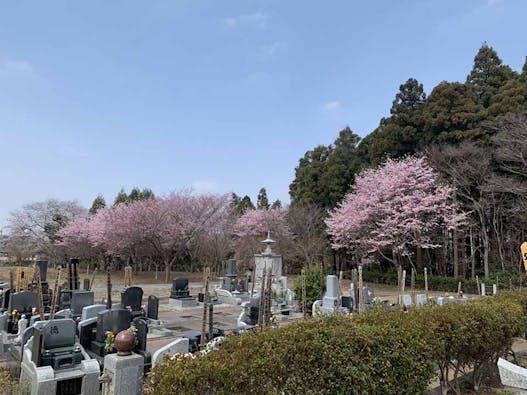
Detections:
[192, 180, 219, 194]
[260, 41, 287, 57]
[222, 12, 268, 28]
[0, 59, 33, 74]
[323, 101, 342, 112]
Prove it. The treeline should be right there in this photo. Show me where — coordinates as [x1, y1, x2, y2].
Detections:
[290, 44, 527, 278]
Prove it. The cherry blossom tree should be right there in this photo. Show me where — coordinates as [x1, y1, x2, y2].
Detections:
[233, 207, 290, 268]
[326, 156, 464, 267]
[7, 199, 87, 260]
[57, 192, 233, 281]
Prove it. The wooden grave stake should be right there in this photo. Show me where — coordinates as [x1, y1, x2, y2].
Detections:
[258, 269, 266, 331]
[400, 270, 406, 308]
[35, 266, 45, 321]
[424, 268, 429, 303]
[264, 267, 273, 327]
[49, 266, 61, 320]
[301, 269, 307, 319]
[201, 267, 210, 348]
[358, 265, 365, 314]
[411, 268, 416, 306]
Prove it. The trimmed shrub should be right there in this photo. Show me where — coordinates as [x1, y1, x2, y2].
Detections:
[293, 266, 326, 314]
[145, 292, 527, 395]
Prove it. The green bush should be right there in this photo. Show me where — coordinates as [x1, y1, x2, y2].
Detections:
[145, 292, 526, 395]
[293, 266, 326, 314]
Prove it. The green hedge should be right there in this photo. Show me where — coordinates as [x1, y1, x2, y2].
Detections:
[145, 292, 527, 395]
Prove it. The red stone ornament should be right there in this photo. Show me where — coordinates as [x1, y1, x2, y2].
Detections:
[115, 330, 135, 356]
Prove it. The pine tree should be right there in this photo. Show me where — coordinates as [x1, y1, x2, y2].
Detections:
[257, 188, 270, 209]
[466, 44, 514, 108]
[89, 194, 106, 215]
[114, 188, 129, 206]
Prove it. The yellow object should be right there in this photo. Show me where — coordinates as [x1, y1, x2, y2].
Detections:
[521, 242, 527, 271]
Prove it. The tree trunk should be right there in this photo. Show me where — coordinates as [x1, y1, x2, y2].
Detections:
[470, 228, 476, 279]
[165, 259, 170, 283]
[481, 229, 490, 279]
[453, 229, 459, 278]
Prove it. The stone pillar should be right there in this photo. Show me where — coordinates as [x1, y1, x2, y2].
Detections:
[102, 353, 144, 395]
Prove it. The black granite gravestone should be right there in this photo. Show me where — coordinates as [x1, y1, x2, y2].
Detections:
[1, 288, 11, 310]
[121, 286, 143, 310]
[95, 309, 131, 344]
[9, 291, 38, 314]
[170, 278, 190, 299]
[147, 295, 159, 320]
[70, 290, 95, 316]
[83, 278, 90, 291]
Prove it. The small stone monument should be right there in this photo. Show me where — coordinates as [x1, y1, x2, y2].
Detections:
[313, 275, 350, 315]
[168, 278, 197, 308]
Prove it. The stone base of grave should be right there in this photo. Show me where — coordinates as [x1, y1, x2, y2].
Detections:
[103, 353, 144, 395]
[168, 297, 198, 309]
[215, 289, 242, 305]
[498, 358, 527, 394]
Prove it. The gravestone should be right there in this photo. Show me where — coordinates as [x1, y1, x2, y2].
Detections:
[169, 278, 197, 308]
[121, 286, 143, 311]
[401, 294, 412, 307]
[91, 309, 132, 356]
[221, 260, 238, 292]
[316, 275, 350, 315]
[363, 287, 375, 305]
[415, 294, 427, 306]
[498, 358, 527, 392]
[70, 290, 95, 316]
[216, 289, 242, 305]
[81, 304, 107, 321]
[170, 279, 190, 299]
[40, 319, 83, 370]
[20, 320, 100, 395]
[436, 296, 447, 305]
[133, 318, 148, 352]
[322, 275, 339, 307]
[132, 318, 152, 373]
[83, 278, 91, 291]
[1, 288, 11, 310]
[152, 338, 189, 367]
[9, 291, 39, 314]
[147, 296, 159, 320]
[95, 309, 131, 343]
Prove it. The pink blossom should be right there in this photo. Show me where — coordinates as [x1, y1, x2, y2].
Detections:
[326, 156, 465, 258]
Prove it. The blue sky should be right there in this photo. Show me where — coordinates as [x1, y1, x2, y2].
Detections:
[1, 0, 526, 227]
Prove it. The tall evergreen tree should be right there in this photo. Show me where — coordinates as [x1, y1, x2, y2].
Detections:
[257, 188, 270, 209]
[271, 199, 282, 209]
[369, 79, 426, 164]
[421, 82, 484, 144]
[488, 78, 527, 117]
[89, 194, 106, 215]
[114, 188, 129, 206]
[239, 195, 255, 213]
[466, 44, 514, 108]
